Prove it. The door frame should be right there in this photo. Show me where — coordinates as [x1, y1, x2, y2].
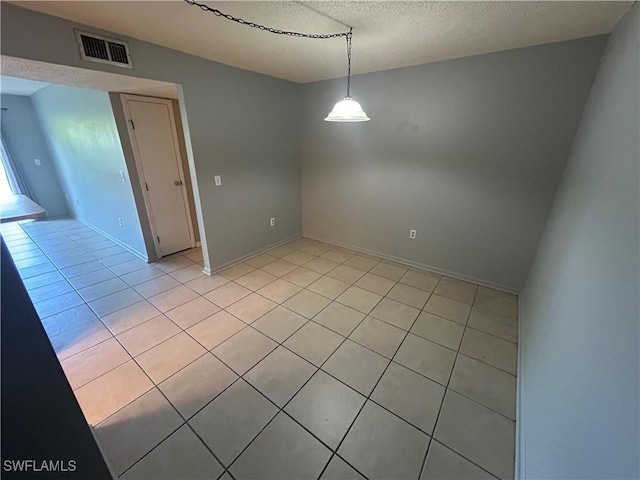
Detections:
[120, 94, 196, 258]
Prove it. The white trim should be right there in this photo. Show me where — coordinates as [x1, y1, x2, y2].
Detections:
[303, 233, 521, 295]
[208, 234, 302, 275]
[515, 300, 524, 479]
[75, 216, 148, 262]
[120, 94, 196, 258]
[196, 241, 202, 247]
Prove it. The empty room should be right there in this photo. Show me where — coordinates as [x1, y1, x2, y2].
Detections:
[1, 1, 638, 480]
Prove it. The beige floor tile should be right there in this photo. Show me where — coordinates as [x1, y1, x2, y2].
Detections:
[321, 247, 356, 264]
[323, 340, 389, 396]
[101, 301, 162, 335]
[235, 269, 278, 291]
[89, 288, 144, 317]
[267, 244, 298, 258]
[321, 456, 365, 480]
[60, 260, 104, 278]
[283, 289, 331, 318]
[78, 277, 128, 302]
[434, 277, 478, 304]
[395, 334, 457, 385]
[61, 337, 130, 390]
[282, 251, 316, 266]
[460, 328, 518, 375]
[34, 291, 85, 318]
[411, 312, 465, 350]
[230, 412, 331, 480]
[468, 307, 518, 343]
[325, 264, 365, 284]
[67, 268, 116, 290]
[117, 315, 181, 356]
[369, 262, 408, 281]
[450, 354, 516, 420]
[204, 282, 251, 308]
[342, 255, 380, 272]
[244, 253, 278, 268]
[338, 401, 428, 480]
[40, 304, 97, 338]
[182, 248, 204, 263]
[282, 267, 322, 287]
[474, 287, 518, 318]
[435, 390, 515, 480]
[95, 388, 183, 475]
[50, 319, 113, 361]
[286, 370, 365, 449]
[212, 327, 277, 375]
[399, 269, 441, 292]
[312, 302, 366, 336]
[226, 293, 277, 324]
[284, 321, 344, 366]
[148, 285, 199, 312]
[308, 276, 350, 299]
[109, 258, 149, 276]
[305, 257, 340, 274]
[119, 265, 165, 286]
[424, 294, 472, 325]
[154, 255, 195, 273]
[301, 242, 334, 256]
[189, 379, 278, 466]
[185, 274, 230, 295]
[28, 279, 74, 303]
[136, 333, 207, 383]
[134, 275, 181, 299]
[349, 317, 406, 358]
[421, 441, 495, 480]
[75, 360, 153, 425]
[369, 298, 420, 331]
[336, 286, 382, 314]
[165, 297, 220, 329]
[354, 273, 395, 296]
[372, 362, 445, 433]
[219, 262, 255, 280]
[187, 311, 246, 350]
[23, 270, 66, 290]
[169, 264, 206, 283]
[257, 278, 302, 304]
[159, 354, 238, 419]
[251, 306, 308, 342]
[245, 346, 316, 407]
[121, 425, 223, 480]
[387, 283, 431, 309]
[260, 258, 299, 277]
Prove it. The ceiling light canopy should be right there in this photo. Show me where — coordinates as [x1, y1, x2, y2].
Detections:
[185, 0, 370, 123]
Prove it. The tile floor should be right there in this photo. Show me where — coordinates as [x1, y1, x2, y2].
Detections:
[2, 218, 519, 480]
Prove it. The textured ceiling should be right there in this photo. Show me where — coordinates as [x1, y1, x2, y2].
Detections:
[0, 56, 179, 98]
[9, 1, 633, 83]
[0, 75, 50, 96]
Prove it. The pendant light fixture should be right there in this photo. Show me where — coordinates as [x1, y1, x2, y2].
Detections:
[185, 0, 370, 122]
[325, 29, 370, 122]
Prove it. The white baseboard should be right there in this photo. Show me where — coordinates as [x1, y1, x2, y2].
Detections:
[75, 217, 149, 262]
[207, 233, 302, 276]
[303, 233, 520, 295]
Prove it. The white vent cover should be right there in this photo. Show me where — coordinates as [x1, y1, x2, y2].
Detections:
[75, 30, 133, 68]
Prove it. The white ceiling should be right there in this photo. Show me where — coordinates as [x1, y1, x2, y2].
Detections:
[11, 1, 633, 83]
[0, 56, 179, 99]
[0, 75, 50, 96]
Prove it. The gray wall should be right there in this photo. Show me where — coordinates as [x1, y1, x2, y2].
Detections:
[301, 36, 606, 291]
[0, 3, 302, 270]
[518, 5, 639, 479]
[0, 93, 68, 217]
[31, 84, 147, 257]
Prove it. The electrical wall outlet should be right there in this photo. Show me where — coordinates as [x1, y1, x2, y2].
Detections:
[34, 159, 41, 166]
[270, 217, 276, 227]
[409, 229, 417, 239]
[214, 175, 222, 186]
[118, 218, 123, 227]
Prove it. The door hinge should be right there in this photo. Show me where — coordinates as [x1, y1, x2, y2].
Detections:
[156, 235, 160, 243]
[129, 119, 135, 130]
[145, 182, 149, 191]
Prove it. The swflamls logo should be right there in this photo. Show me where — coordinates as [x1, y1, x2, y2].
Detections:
[3, 459, 77, 472]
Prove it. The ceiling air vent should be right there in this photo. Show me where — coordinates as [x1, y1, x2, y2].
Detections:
[75, 30, 133, 68]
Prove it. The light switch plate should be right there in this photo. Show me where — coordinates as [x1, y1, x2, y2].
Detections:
[214, 175, 222, 186]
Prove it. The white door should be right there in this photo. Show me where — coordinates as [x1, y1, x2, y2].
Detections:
[122, 95, 194, 257]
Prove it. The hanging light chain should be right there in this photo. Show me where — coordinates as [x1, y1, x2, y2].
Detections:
[346, 29, 353, 98]
[184, 0, 351, 39]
